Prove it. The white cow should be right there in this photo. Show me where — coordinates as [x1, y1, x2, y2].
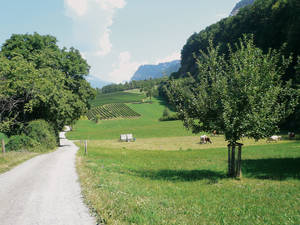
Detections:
[266, 135, 282, 143]
[200, 135, 212, 144]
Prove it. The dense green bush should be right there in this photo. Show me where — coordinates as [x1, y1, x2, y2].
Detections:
[6, 120, 57, 152]
[24, 120, 57, 150]
[6, 135, 38, 152]
[159, 108, 179, 121]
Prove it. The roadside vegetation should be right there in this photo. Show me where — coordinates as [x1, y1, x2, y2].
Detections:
[0, 152, 39, 174]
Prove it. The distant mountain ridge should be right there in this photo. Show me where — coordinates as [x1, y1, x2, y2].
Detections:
[230, 0, 255, 16]
[131, 60, 180, 81]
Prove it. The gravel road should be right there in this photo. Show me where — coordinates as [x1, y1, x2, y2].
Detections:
[0, 131, 96, 225]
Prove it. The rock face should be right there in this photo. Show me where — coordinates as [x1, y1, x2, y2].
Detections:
[131, 60, 180, 81]
[230, 0, 255, 16]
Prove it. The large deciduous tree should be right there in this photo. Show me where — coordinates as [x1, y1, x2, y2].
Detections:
[0, 33, 96, 137]
[167, 37, 298, 177]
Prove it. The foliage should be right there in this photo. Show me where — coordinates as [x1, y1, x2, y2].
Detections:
[5, 120, 56, 152]
[24, 120, 56, 149]
[168, 37, 297, 143]
[6, 135, 38, 152]
[159, 108, 179, 121]
[0, 33, 96, 137]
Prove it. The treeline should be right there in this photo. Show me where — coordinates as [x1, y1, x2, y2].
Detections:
[0, 33, 95, 151]
[178, 0, 300, 84]
[101, 77, 168, 94]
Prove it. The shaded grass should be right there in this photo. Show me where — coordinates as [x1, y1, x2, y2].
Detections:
[77, 141, 300, 225]
[0, 151, 38, 174]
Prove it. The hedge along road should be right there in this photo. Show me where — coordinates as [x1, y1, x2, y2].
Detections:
[0, 130, 96, 225]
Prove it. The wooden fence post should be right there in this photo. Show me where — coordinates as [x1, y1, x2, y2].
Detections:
[2, 139, 5, 153]
[84, 140, 87, 155]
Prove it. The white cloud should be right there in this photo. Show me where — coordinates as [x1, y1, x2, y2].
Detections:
[64, 0, 126, 56]
[155, 52, 181, 64]
[65, 0, 89, 17]
[96, 0, 126, 11]
[96, 29, 112, 56]
[108, 51, 147, 83]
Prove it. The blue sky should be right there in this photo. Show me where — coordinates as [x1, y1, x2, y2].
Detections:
[0, 0, 239, 84]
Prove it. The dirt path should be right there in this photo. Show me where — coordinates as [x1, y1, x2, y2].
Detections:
[0, 131, 96, 225]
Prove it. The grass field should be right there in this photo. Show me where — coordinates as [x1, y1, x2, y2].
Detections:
[77, 141, 300, 225]
[67, 98, 193, 140]
[90, 91, 146, 107]
[70, 92, 300, 224]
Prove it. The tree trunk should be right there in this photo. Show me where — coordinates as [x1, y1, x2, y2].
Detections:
[236, 144, 242, 178]
[2, 139, 5, 153]
[227, 142, 243, 178]
[228, 145, 231, 176]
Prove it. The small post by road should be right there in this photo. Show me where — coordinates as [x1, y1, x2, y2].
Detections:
[84, 140, 87, 155]
[2, 139, 5, 153]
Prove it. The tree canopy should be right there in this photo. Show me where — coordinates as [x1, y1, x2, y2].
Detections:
[167, 37, 297, 143]
[0, 33, 96, 136]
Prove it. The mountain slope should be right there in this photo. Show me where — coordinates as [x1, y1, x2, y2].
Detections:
[230, 0, 255, 16]
[180, 0, 300, 82]
[131, 60, 180, 81]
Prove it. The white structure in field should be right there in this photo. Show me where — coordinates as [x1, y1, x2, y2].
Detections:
[120, 134, 134, 142]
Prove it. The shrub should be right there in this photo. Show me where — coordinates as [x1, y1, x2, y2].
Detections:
[162, 108, 171, 118]
[159, 114, 179, 121]
[6, 135, 38, 152]
[24, 120, 57, 150]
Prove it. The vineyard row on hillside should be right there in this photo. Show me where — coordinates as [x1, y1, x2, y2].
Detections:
[87, 103, 141, 121]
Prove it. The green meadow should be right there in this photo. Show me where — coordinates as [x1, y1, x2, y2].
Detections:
[69, 92, 300, 224]
[67, 98, 193, 140]
[77, 142, 300, 225]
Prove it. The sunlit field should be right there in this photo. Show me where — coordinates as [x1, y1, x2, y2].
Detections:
[69, 93, 300, 224]
[77, 141, 300, 225]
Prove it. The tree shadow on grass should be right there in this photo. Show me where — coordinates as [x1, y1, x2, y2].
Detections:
[132, 169, 226, 183]
[242, 157, 300, 180]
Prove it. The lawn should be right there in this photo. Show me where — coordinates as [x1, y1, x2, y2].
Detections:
[77, 141, 300, 225]
[67, 98, 193, 140]
[90, 91, 146, 107]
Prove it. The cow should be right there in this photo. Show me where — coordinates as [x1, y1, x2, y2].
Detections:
[200, 135, 212, 144]
[266, 135, 282, 143]
[288, 132, 295, 140]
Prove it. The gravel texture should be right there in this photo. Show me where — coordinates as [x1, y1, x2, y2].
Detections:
[0, 131, 96, 225]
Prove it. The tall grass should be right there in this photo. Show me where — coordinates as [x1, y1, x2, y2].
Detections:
[0, 152, 38, 174]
